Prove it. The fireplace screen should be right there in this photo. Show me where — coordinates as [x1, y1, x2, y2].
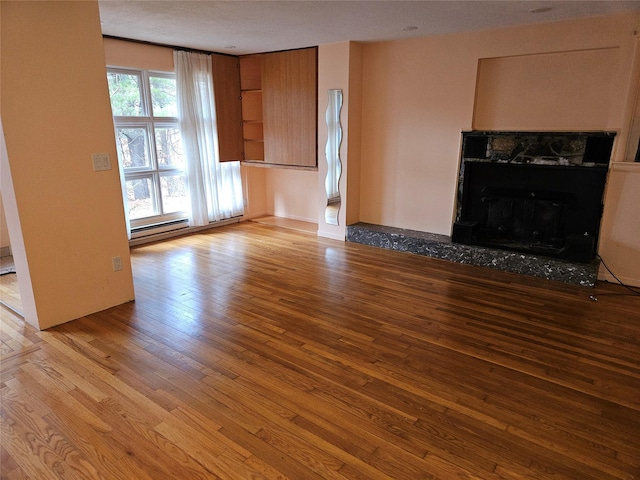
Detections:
[481, 187, 569, 255]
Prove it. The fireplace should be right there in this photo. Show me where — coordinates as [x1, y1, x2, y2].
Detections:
[453, 131, 614, 263]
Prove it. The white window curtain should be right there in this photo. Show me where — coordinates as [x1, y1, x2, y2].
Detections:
[117, 155, 132, 239]
[174, 50, 244, 226]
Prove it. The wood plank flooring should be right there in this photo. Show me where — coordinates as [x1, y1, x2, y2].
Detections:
[0, 256, 21, 317]
[1, 221, 639, 479]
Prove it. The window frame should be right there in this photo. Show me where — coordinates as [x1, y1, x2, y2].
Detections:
[107, 67, 187, 231]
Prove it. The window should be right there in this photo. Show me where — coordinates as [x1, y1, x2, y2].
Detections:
[107, 68, 188, 231]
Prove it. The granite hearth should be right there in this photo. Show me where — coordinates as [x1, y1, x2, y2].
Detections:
[346, 222, 599, 287]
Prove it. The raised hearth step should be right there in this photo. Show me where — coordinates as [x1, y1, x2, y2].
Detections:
[346, 222, 599, 287]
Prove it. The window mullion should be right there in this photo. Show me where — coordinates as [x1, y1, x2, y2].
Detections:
[140, 70, 152, 117]
[141, 71, 163, 216]
[142, 71, 159, 172]
[152, 172, 163, 216]
[149, 118, 159, 171]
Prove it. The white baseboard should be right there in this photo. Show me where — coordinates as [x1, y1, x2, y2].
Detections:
[247, 209, 268, 219]
[317, 230, 345, 241]
[271, 212, 317, 224]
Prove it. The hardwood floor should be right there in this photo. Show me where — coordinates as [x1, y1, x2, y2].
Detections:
[0, 256, 21, 317]
[1, 221, 639, 479]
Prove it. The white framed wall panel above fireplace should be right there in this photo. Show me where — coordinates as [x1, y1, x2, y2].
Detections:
[473, 48, 619, 132]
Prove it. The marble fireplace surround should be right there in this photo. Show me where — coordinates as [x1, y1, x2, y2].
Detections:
[452, 131, 614, 264]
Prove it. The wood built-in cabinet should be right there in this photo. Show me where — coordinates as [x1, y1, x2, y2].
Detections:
[239, 47, 317, 168]
[211, 53, 244, 162]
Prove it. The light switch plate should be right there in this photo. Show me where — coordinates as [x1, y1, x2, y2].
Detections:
[92, 153, 111, 171]
[112, 256, 123, 271]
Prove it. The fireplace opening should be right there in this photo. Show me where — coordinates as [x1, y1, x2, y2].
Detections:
[480, 186, 570, 255]
[453, 131, 614, 263]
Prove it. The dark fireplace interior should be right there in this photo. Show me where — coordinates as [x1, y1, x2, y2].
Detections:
[453, 131, 614, 263]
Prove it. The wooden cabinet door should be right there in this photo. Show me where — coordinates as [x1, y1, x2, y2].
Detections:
[211, 54, 243, 162]
[262, 47, 317, 167]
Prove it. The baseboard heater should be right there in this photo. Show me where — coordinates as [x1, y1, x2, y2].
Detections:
[131, 219, 189, 239]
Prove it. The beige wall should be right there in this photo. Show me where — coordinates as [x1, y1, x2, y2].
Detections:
[358, 13, 640, 286]
[346, 42, 364, 227]
[242, 166, 267, 219]
[104, 37, 174, 71]
[1, 1, 135, 328]
[316, 41, 365, 240]
[474, 48, 620, 131]
[265, 168, 317, 223]
[317, 42, 350, 239]
[599, 163, 640, 286]
[624, 39, 640, 163]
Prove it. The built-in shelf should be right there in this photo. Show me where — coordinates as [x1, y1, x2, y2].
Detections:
[240, 55, 264, 161]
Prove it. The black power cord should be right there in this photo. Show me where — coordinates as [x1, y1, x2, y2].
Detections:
[589, 255, 640, 301]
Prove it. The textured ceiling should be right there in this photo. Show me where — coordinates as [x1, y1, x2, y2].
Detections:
[99, 1, 640, 55]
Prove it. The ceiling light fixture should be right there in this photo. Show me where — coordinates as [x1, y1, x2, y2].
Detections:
[402, 26, 418, 32]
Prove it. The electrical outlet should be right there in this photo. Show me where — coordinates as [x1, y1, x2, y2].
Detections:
[112, 256, 123, 271]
